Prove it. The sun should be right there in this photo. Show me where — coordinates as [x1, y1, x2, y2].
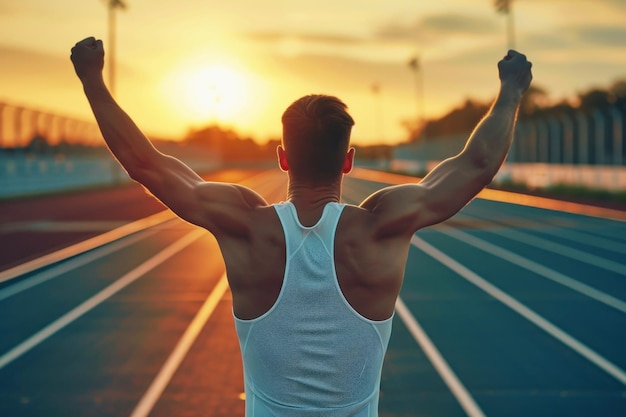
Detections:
[185, 65, 247, 122]
[165, 62, 250, 126]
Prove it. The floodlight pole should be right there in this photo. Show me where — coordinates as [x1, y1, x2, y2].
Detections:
[409, 56, 425, 138]
[106, 0, 126, 97]
[506, 5, 516, 50]
[495, 0, 515, 50]
[108, 5, 115, 96]
[371, 83, 384, 143]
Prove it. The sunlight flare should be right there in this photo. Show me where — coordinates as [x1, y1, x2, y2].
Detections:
[162, 61, 250, 126]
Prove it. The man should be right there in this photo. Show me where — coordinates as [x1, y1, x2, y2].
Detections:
[71, 37, 531, 416]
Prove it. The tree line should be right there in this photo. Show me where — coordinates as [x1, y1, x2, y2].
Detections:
[6, 78, 624, 163]
[408, 78, 626, 142]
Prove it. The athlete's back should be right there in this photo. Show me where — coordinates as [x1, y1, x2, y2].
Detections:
[234, 202, 393, 416]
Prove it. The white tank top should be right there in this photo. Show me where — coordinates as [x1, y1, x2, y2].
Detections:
[234, 201, 393, 417]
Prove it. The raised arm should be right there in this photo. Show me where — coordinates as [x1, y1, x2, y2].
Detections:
[362, 50, 532, 235]
[70, 37, 266, 231]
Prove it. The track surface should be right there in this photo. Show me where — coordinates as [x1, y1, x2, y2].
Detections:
[1, 168, 625, 417]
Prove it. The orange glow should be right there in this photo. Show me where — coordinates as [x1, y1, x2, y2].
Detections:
[160, 57, 255, 128]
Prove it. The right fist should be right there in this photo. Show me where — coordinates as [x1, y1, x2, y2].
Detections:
[70, 37, 105, 80]
[497, 50, 532, 94]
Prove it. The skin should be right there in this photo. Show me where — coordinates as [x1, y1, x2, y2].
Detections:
[71, 37, 532, 321]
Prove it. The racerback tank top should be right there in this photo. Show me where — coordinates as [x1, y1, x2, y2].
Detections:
[234, 201, 393, 417]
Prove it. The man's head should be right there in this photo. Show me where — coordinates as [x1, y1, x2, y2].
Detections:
[279, 95, 355, 184]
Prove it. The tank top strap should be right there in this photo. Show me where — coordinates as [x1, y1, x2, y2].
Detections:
[273, 202, 345, 256]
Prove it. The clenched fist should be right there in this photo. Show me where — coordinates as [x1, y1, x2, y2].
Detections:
[70, 37, 105, 81]
[498, 50, 532, 95]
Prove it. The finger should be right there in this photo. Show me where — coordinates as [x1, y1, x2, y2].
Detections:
[505, 50, 528, 62]
[504, 50, 515, 60]
[75, 36, 96, 47]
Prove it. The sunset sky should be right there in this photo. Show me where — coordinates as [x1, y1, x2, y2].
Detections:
[1, 0, 625, 145]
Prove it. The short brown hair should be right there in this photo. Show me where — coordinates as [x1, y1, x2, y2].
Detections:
[281, 95, 355, 183]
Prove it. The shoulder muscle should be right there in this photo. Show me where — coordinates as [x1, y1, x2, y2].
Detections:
[193, 182, 269, 236]
[359, 184, 426, 239]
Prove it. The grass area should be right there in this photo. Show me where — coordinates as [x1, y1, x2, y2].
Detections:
[388, 169, 626, 210]
[490, 180, 626, 209]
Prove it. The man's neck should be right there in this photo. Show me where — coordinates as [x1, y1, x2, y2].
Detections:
[285, 177, 342, 224]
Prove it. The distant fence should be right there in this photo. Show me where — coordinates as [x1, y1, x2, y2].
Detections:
[0, 101, 227, 199]
[0, 151, 222, 199]
[392, 103, 626, 191]
[0, 153, 128, 199]
[511, 104, 625, 166]
[0, 101, 100, 148]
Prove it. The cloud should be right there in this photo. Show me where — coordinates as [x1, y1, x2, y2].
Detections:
[0, 3, 17, 14]
[243, 31, 366, 45]
[0, 45, 83, 116]
[523, 23, 626, 54]
[375, 13, 498, 42]
[245, 12, 499, 51]
[240, 29, 412, 65]
[374, 20, 419, 41]
[602, 0, 626, 10]
[0, 45, 70, 81]
[523, 32, 576, 51]
[420, 14, 498, 35]
[573, 25, 626, 47]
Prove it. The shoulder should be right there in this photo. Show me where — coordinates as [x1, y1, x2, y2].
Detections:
[356, 184, 428, 239]
[191, 182, 270, 236]
[195, 182, 267, 206]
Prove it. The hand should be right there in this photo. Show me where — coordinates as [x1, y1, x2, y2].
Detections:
[497, 50, 532, 95]
[70, 37, 105, 81]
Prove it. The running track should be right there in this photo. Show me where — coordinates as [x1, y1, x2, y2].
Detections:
[0, 168, 625, 417]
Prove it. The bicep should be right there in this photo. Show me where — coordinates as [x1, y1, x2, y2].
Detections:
[132, 157, 268, 234]
[415, 153, 492, 226]
[362, 155, 491, 233]
[127, 151, 206, 223]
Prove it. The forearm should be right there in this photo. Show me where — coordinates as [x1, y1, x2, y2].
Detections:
[81, 73, 160, 171]
[461, 85, 522, 176]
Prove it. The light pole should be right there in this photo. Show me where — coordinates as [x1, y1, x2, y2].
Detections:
[0, 102, 5, 149]
[494, 0, 515, 50]
[408, 55, 424, 138]
[371, 83, 384, 143]
[105, 0, 127, 97]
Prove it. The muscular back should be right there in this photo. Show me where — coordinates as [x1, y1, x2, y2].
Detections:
[214, 200, 414, 322]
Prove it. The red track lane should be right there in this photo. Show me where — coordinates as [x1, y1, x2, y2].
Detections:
[0, 169, 264, 272]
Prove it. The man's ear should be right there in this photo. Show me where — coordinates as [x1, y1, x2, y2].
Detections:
[342, 147, 355, 174]
[277, 145, 289, 172]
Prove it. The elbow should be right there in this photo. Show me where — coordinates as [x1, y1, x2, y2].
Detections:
[120, 151, 155, 183]
[476, 169, 496, 188]
[127, 168, 146, 184]
[465, 151, 499, 187]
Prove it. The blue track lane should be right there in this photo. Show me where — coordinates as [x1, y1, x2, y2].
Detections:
[341, 176, 626, 417]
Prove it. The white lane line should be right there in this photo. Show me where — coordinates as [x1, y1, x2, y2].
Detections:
[411, 235, 626, 386]
[0, 229, 205, 371]
[438, 226, 626, 314]
[395, 298, 486, 417]
[2, 220, 130, 232]
[0, 229, 156, 301]
[129, 273, 229, 417]
[485, 226, 626, 276]
[519, 223, 626, 256]
[0, 210, 175, 284]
